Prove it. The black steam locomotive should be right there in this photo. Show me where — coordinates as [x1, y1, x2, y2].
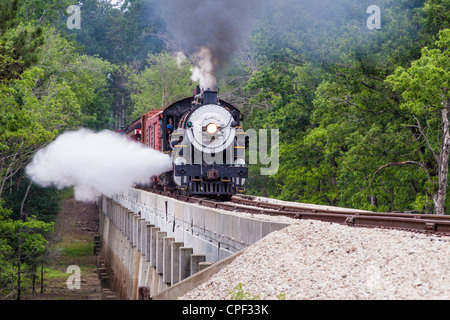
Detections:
[122, 86, 248, 198]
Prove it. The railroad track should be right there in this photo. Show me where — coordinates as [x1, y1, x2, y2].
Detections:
[145, 188, 450, 236]
[229, 196, 450, 235]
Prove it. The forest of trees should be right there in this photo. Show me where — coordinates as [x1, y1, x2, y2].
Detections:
[0, 0, 449, 299]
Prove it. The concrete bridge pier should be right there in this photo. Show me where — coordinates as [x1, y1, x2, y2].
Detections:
[171, 242, 183, 285]
[180, 247, 193, 281]
[162, 237, 175, 284]
[97, 196, 212, 299]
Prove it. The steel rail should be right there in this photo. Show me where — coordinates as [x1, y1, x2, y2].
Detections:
[144, 188, 450, 235]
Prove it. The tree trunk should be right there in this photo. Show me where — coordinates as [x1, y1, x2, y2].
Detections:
[41, 261, 44, 294]
[20, 180, 33, 219]
[32, 271, 36, 294]
[370, 194, 377, 207]
[118, 98, 123, 130]
[433, 107, 450, 215]
[17, 237, 21, 300]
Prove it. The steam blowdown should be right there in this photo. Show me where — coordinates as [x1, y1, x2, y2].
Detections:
[26, 129, 172, 202]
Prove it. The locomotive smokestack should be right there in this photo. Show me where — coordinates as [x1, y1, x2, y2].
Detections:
[203, 88, 218, 105]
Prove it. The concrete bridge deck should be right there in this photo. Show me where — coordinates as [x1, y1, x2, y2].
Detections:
[97, 188, 292, 300]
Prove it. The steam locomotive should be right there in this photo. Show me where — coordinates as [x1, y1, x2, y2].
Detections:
[121, 86, 248, 198]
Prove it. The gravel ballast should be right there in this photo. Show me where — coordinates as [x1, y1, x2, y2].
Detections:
[180, 220, 450, 300]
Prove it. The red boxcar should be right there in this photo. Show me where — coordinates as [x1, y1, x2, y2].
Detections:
[141, 109, 164, 152]
[123, 109, 164, 152]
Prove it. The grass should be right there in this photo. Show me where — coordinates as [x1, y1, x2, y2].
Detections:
[1, 190, 101, 300]
[227, 282, 287, 300]
[227, 282, 261, 300]
[42, 267, 68, 280]
[19, 193, 100, 300]
[14, 239, 98, 300]
[62, 241, 94, 258]
[14, 240, 100, 300]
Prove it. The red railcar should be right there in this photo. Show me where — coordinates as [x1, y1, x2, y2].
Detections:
[123, 109, 164, 150]
[141, 109, 164, 151]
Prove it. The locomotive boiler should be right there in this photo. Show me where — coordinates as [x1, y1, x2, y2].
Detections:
[122, 86, 248, 198]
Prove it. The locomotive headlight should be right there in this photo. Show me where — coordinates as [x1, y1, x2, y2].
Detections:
[206, 123, 218, 134]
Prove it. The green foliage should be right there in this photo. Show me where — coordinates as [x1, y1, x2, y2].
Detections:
[275, 292, 286, 300]
[128, 52, 195, 119]
[4, 183, 71, 222]
[70, 0, 165, 66]
[386, 29, 450, 115]
[384, 29, 450, 214]
[0, 216, 54, 258]
[60, 0, 167, 128]
[0, 0, 114, 299]
[0, 213, 54, 298]
[17, 0, 77, 27]
[0, 3, 44, 83]
[226, 282, 287, 300]
[62, 241, 94, 258]
[227, 282, 261, 300]
[419, 0, 450, 42]
[0, 26, 114, 204]
[240, 0, 450, 214]
[36, 27, 115, 128]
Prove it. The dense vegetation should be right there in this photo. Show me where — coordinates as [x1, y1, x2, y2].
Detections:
[0, 0, 449, 299]
[238, 0, 450, 216]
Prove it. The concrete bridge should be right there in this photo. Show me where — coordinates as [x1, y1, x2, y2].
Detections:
[96, 188, 291, 300]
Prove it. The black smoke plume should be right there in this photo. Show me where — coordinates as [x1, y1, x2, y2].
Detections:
[155, 0, 259, 89]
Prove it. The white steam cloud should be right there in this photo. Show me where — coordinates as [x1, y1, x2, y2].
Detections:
[26, 129, 172, 202]
[190, 47, 216, 89]
[176, 51, 187, 67]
